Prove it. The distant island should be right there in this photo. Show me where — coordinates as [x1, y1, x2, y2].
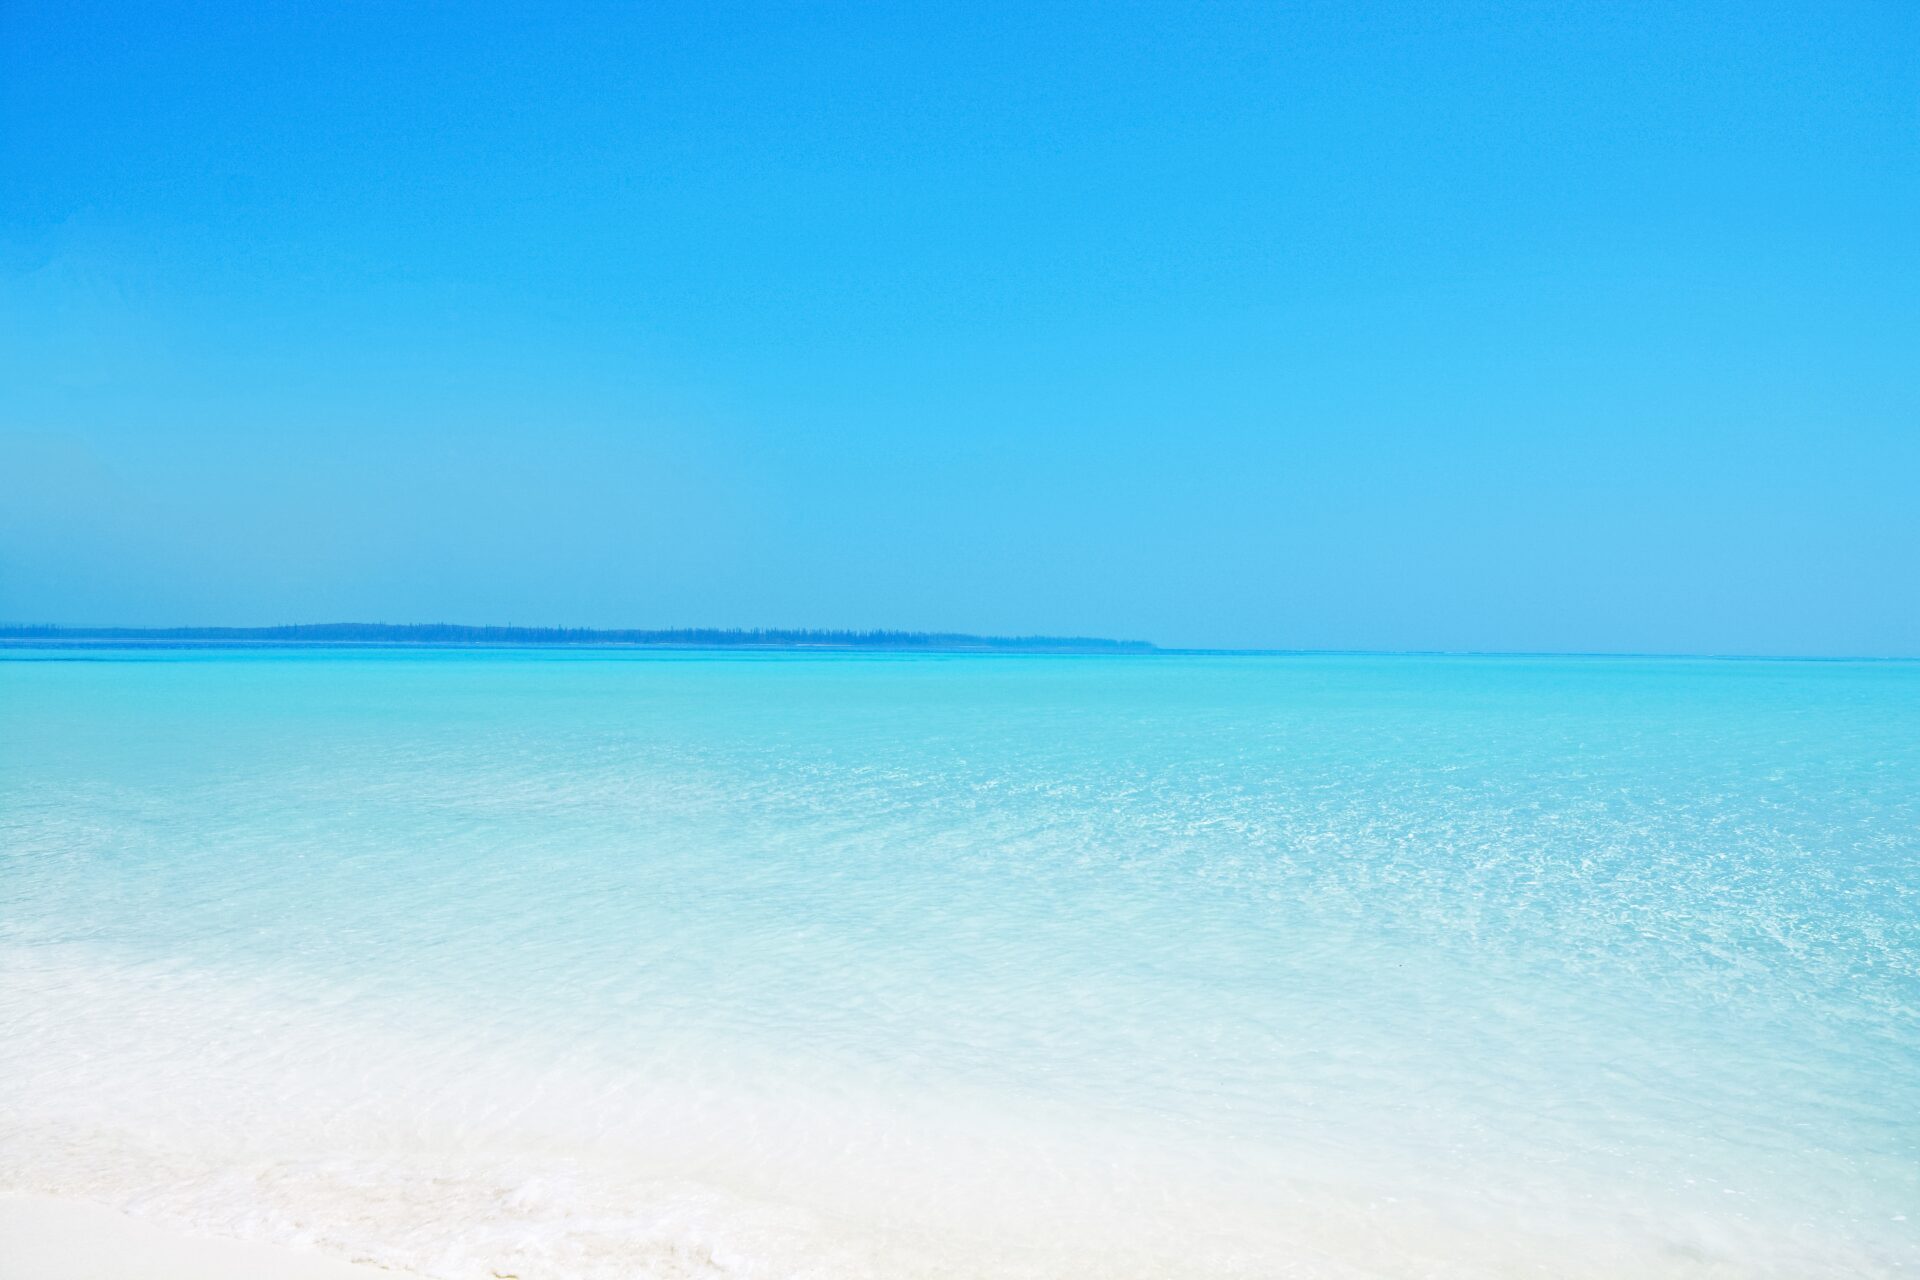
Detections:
[0, 624, 1156, 654]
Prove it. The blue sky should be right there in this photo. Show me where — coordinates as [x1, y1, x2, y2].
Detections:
[3, 2, 1915, 652]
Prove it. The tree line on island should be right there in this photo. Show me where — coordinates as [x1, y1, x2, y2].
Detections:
[0, 623, 1156, 653]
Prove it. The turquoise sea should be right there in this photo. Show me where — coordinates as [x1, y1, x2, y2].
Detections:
[2, 648, 1916, 1277]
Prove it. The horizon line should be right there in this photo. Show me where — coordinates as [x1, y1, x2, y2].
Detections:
[1, 623, 1914, 664]
[0, 622, 1156, 655]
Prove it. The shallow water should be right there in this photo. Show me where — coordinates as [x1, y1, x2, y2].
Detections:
[3, 649, 1916, 1276]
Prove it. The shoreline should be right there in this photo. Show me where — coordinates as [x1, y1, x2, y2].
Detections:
[0, 1194, 419, 1280]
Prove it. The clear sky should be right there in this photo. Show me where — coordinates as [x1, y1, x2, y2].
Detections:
[2, 2, 1915, 653]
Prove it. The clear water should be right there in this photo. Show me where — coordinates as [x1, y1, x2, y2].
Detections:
[2, 649, 1916, 1277]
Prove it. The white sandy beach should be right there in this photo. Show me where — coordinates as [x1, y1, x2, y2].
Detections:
[0, 1195, 417, 1280]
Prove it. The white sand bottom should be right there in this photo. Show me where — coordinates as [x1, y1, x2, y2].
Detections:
[0, 1195, 417, 1280]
